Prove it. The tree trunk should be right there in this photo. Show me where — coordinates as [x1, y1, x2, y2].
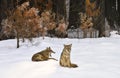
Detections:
[94, 0, 105, 37]
[22, 37, 25, 42]
[0, 0, 7, 31]
[65, 0, 70, 23]
[69, 0, 85, 29]
[118, 0, 120, 26]
[105, 0, 119, 30]
[17, 32, 19, 48]
[52, 0, 66, 23]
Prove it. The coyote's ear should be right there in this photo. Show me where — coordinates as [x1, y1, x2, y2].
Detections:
[47, 47, 51, 50]
[70, 44, 72, 46]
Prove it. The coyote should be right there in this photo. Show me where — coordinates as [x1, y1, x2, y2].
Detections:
[32, 47, 57, 61]
[59, 44, 78, 68]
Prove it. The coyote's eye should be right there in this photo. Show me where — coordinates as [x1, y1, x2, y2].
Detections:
[50, 50, 55, 53]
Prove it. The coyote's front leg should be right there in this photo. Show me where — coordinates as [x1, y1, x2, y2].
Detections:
[49, 58, 58, 61]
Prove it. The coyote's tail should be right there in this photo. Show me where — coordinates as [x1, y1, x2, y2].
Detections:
[71, 63, 78, 68]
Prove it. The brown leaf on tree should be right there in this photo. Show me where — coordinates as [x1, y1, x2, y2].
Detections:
[85, 0, 100, 17]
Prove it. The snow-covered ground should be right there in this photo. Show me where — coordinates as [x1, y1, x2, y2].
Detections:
[0, 31, 120, 78]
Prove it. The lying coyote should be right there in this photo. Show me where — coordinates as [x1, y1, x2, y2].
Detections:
[59, 44, 78, 68]
[32, 47, 57, 61]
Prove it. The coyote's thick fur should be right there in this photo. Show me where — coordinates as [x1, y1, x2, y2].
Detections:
[59, 44, 78, 68]
[32, 47, 57, 61]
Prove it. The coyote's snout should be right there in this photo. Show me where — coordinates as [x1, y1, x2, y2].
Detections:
[32, 47, 57, 61]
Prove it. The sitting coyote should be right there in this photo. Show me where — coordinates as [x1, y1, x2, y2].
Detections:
[59, 44, 78, 68]
[32, 47, 57, 61]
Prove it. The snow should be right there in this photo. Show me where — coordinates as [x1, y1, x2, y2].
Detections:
[0, 31, 120, 78]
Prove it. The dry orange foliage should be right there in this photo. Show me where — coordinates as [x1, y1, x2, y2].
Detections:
[85, 0, 100, 17]
[55, 19, 68, 37]
[80, 13, 93, 30]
